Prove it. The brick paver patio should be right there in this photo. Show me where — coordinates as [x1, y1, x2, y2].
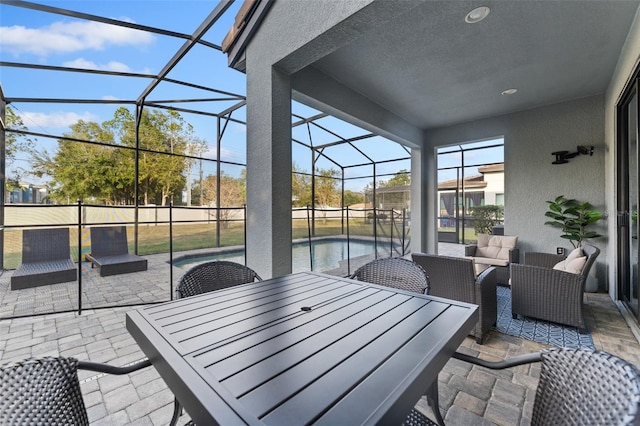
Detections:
[1, 243, 639, 425]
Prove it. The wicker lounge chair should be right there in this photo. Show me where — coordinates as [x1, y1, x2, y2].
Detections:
[510, 244, 599, 330]
[349, 257, 430, 294]
[412, 253, 497, 344]
[86, 226, 147, 277]
[172, 260, 262, 426]
[10, 228, 77, 290]
[0, 356, 152, 425]
[452, 347, 640, 425]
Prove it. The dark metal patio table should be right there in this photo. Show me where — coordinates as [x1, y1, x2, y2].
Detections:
[126, 271, 478, 425]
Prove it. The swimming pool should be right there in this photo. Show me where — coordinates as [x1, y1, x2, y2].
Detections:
[174, 238, 394, 273]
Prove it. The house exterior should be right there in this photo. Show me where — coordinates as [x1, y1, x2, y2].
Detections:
[438, 163, 504, 221]
[7, 182, 49, 204]
[221, 0, 640, 320]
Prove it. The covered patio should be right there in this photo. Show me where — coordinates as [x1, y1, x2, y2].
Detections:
[3, 0, 640, 424]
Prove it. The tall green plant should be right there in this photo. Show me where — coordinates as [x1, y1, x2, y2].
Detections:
[544, 195, 603, 248]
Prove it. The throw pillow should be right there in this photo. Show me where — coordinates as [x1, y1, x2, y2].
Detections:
[553, 248, 586, 274]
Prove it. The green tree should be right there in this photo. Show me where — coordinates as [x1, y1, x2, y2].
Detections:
[292, 162, 311, 207]
[379, 169, 410, 188]
[343, 190, 364, 206]
[4, 106, 35, 199]
[184, 137, 208, 206]
[314, 168, 340, 224]
[104, 108, 187, 205]
[314, 168, 340, 207]
[30, 107, 189, 205]
[31, 120, 124, 204]
[201, 172, 246, 228]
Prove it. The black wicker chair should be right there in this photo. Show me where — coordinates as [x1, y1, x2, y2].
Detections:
[350, 257, 442, 425]
[349, 257, 430, 295]
[172, 260, 262, 426]
[0, 356, 151, 425]
[176, 260, 262, 299]
[401, 408, 438, 425]
[412, 253, 497, 344]
[452, 347, 640, 425]
[511, 244, 600, 330]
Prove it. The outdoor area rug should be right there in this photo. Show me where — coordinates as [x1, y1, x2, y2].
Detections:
[494, 286, 595, 349]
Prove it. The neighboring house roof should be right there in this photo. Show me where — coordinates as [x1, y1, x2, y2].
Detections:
[478, 163, 504, 173]
[438, 175, 487, 191]
[438, 163, 503, 190]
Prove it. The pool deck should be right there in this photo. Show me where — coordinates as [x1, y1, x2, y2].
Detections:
[0, 237, 396, 318]
[1, 243, 640, 425]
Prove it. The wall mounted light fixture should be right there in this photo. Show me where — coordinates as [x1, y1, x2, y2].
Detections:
[551, 145, 594, 164]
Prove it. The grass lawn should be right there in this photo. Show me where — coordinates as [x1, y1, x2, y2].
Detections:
[2, 218, 408, 269]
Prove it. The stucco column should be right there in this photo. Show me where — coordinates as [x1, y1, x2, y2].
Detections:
[245, 65, 292, 278]
[410, 149, 423, 253]
[413, 133, 437, 254]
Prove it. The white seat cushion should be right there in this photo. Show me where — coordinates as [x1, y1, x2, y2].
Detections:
[472, 256, 509, 267]
[475, 233, 518, 260]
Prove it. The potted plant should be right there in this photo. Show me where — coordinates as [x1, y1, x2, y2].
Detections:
[544, 195, 603, 249]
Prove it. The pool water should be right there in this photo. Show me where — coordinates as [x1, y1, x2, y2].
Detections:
[175, 239, 387, 273]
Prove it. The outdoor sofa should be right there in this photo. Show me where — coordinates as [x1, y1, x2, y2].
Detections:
[465, 233, 519, 285]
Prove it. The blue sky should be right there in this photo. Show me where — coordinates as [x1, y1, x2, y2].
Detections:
[0, 1, 499, 191]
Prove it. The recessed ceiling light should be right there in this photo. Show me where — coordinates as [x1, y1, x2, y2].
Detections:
[501, 88, 518, 95]
[465, 6, 490, 23]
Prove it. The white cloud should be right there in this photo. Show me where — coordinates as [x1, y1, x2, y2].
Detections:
[18, 111, 99, 129]
[63, 58, 130, 72]
[62, 58, 153, 74]
[1, 19, 154, 57]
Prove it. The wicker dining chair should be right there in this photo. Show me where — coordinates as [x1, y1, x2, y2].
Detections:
[172, 260, 262, 426]
[0, 356, 151, 425]
[349, 257, 430, 295]
[401, 408, 439, 425]
[453, 347, 640, 425]
[176, 260, 262, 299]
[349, 257, 441, 425]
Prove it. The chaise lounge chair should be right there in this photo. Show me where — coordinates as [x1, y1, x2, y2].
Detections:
[10, 228, 77, 290]
[85, 226, 147, 277]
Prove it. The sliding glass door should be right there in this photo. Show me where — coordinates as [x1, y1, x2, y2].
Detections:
[618, 70, 640, 318]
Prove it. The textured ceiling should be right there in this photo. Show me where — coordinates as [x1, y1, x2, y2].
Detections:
[311, 1, 640, 129]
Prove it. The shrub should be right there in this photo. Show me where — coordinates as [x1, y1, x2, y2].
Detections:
[470, 205, 504, 235]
